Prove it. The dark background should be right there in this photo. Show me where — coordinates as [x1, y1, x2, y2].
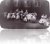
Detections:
[0, 0, 49, 18]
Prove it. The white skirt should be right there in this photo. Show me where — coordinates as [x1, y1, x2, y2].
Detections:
[11, 15, 15, 18]
[7, 14, 11, 19]
[26, 14, 32, 20]
[39, 18, 47, 23]
[31, 16, 36, 21]
[23, 17, 27, 22]
[44, 22, 49, 26]
[16, 15, 20, 19]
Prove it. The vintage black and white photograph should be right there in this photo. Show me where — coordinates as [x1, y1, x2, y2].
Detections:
[0, 0, 50, 44]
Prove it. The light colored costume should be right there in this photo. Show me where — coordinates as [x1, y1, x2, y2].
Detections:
[24, 10, 28, 15]
[11, 13, 15, 18]
[31, 15, 36, 21]
[33, 12, 37, 16]
[16, 13, 20, 19]
[39, 18, 47, 23]
[30, 12, 37, 21]
[44, 21, 49, 26]
[26, 13, 32, 21]
[7, 13, 11, 19]
[39, 15, 47, 24]
[23, 17, 27, 22]
[4, 12, 7, 17]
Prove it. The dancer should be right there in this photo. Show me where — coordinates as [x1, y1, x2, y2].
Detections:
[4, 12, 8, 18]
[39, 14, 46, 24]
[11, 13, 15, 19]
[7, 12, 11, 19]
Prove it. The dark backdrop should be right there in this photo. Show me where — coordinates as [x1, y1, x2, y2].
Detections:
[0, 0, 49, 19]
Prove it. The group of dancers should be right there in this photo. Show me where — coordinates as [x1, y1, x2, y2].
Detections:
[4, 32, 50, 44]
[4, 9, 50, 26]
[4, 9, 37, 22]
[39, 14, 50, 26]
